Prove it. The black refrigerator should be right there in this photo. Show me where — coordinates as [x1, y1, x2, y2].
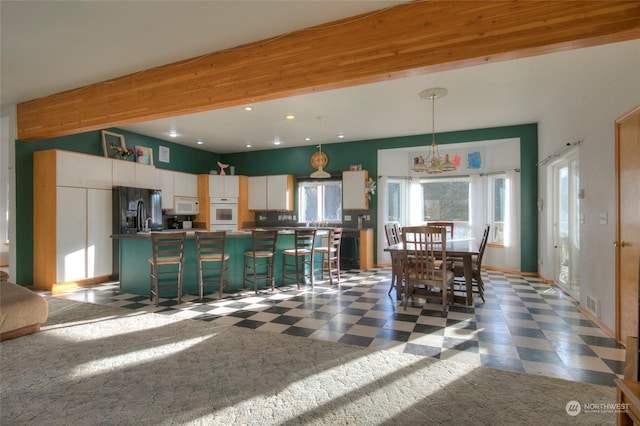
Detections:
[111, 186, 163, 279]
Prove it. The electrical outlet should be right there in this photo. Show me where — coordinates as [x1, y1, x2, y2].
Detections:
[599, 213, 608, 225]
[345, 215, 351, 221]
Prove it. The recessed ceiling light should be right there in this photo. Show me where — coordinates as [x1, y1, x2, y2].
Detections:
[168, 131, 178, 138]
[285, 114, 295, 120]
[245, 143, 252, 148]
[273, 140, 281, 145]
[244, 106, 253, 111]
[304, 137, 312, 141]
[337, 133, 345, 139]
[196, 140, 204, 145]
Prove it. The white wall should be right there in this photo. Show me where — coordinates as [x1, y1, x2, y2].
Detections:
[0, 106, 17, 281]
[537, 39, 640, 331]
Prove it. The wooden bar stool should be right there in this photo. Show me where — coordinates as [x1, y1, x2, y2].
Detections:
[315, 227, 343, 285]
[282, 228, 317, 289]
[195, 231, 229, 300]
[244, 230, 278, 294]
[149, 232, 186, 307]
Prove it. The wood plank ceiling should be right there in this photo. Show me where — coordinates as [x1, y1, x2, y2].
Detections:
[17, 0, 640, 141]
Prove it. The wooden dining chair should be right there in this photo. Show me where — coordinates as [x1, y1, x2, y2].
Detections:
[384, 222, 402, 296]
[453, 224, 490, 302]
[402, 225, 455, 316]
[427, 221, 454, 240]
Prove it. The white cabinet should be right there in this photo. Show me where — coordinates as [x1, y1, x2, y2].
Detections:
[343, 170, 368, 210]
[248, 176, 267, 210]
[56, 151, 112, 189]
[159, 170, 175, 210]
[174, 171, 198, 197]
[159, 170, 197, 209]
[55, 187, 112, 283]
[267, 175, 293, 210]
[86, 189, 113, 278]
[135, 163, 160, 189]
[34, 150, 115, 290]
[112, 160, 159, 189]
[112, 160, 136, 187]
[56, 187, 87, 282]
[248, 175, 293, 210]
[209, 175, 239, 198]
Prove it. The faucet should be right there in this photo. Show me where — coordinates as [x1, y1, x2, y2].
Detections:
[144, 217, 152, 232]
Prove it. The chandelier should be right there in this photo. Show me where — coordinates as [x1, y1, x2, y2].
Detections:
[412, 87, 456, 174]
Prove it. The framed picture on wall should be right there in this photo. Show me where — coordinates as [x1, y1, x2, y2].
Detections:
[136, 146, 154, 165]
[101, 130, 126, 158]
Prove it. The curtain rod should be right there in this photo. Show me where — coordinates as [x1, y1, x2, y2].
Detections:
[379, 169, 520, 180]
[537, 140, 582, 167]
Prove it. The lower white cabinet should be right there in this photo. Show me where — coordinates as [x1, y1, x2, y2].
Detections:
[56, 187, 112, 283]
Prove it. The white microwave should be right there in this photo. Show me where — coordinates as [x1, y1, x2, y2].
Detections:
[167, 196, 199, 215]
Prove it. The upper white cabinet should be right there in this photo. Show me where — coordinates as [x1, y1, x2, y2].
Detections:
[209, 175, 239, 198]
[56, 150, 111, 189]
[343, 170, 368, 210]
[135, 163, 160, 189]
[112, 160, 159, 189]
[248, 175, 293, 210]
[159, 170, 175, 210]
[173, 172, 198, 197]
[159, 170, 197, 209]
[248, 176, 267, 210]
[112, 160, 135, 187]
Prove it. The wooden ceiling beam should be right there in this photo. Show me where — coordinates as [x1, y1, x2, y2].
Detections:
[17, 0, 640, 141]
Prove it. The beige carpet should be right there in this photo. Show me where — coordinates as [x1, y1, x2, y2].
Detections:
[1, 297, 616, 425]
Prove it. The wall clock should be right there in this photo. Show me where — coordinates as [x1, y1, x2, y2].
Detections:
[310, 151, 328, 169]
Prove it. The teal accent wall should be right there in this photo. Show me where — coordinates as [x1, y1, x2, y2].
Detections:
[14, 123, 537, 284]
[15, 129, 220, 284]
[222, 123, 538, 273]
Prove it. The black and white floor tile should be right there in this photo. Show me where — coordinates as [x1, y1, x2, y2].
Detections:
[53, 268, 625, 387]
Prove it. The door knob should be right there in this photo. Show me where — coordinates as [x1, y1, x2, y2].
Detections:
[614, 241, 628, 247]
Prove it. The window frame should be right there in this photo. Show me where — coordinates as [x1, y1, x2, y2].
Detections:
[488, 173, 507, 246]
[297, 179, 343, 224]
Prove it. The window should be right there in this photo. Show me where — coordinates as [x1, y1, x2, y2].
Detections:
[489, 175, 506, 244]
[298, 180, 342, 223]
[420, 178, 470, 238]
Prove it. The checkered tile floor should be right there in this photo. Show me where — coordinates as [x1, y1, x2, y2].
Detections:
[53, 268, 625, 387]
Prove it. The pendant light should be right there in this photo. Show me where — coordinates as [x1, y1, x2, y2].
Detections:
[413, 87, 456, 174]
[310, 116, 331, 179]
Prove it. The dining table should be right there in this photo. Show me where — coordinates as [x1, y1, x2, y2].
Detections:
[385, 238, 479, 306]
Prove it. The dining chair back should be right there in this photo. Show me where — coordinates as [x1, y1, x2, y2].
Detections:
[195, 231, 229, 300]
[316, 228, 343, 285]
[244, 229, 278, 294]
[453, 224, 490, 302]
[384, 222, 401, 246]
[402, 225, 455, 315]
[384, 222, 403, 296]
[282, 228, 317, 289]
[148, 232, 186, 307]
[427, 221, 454, 240]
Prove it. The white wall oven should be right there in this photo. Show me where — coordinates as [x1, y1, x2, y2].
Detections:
[210, 197, 238, 231]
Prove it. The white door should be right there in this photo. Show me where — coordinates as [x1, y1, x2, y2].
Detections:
[553, 152, 580, 300]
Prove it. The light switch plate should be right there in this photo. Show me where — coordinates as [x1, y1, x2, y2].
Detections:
[599, 213, 608, 225]
[345, 215, 351, 221]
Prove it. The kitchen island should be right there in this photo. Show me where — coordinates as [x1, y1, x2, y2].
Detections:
[113, 229, 326, 297]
